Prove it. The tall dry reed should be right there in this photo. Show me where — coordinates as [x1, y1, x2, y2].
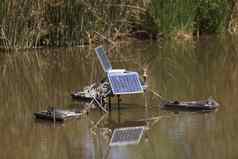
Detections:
[0, 0, 148, 48]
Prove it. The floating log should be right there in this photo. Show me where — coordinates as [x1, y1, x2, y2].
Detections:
[160, 98, 219, 111]
[34, 107, 82, 122]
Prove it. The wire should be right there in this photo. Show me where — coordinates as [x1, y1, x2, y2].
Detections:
[147, 88, 165, 100]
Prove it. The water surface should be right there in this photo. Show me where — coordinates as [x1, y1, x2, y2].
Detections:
[0, 37, 238, 159]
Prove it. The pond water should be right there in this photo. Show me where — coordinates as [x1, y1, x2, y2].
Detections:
[0, 36, 238, 159]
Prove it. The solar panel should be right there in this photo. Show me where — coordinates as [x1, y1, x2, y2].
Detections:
[108, 72, 143, 95]
[110, 126, 145, 146]
[95, 46, 112, 72]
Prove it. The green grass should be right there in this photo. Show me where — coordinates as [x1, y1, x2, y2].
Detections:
[150, 0, 233, 36]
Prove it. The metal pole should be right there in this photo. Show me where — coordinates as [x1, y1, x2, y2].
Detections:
[93, 95, 108, 113]
[53, 107, 56, 125]
[108, 97, 112, 111]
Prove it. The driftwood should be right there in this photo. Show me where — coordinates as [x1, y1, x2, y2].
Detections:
[161, 98, 219, 111]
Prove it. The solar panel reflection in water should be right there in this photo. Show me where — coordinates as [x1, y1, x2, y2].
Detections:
[110, 126, 145, 146]
[108, 72, 143, 95]
[95, 46, 112, 72]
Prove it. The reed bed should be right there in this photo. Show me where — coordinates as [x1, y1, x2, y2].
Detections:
[151, 0, 234, 37]
[0, 0, 148, 49]
[0, 0, 237, 49]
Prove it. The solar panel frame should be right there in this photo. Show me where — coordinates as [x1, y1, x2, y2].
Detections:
[109, 126, 145, 146]
[95, 46, 112, 72]
[107, 72, 144, 95]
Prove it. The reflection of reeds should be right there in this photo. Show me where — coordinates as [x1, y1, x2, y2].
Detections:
[148, 36, 238, 103]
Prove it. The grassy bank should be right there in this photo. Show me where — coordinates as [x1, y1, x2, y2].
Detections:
[151, 0, 234, 37]
[0, 0, 237, 49]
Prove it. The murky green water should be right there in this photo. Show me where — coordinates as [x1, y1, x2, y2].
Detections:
[1, 36, 238, 159]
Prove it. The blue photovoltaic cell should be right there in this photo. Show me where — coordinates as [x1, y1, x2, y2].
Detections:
[95, 46, 112, 72]
[108, 72, 143, 94]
